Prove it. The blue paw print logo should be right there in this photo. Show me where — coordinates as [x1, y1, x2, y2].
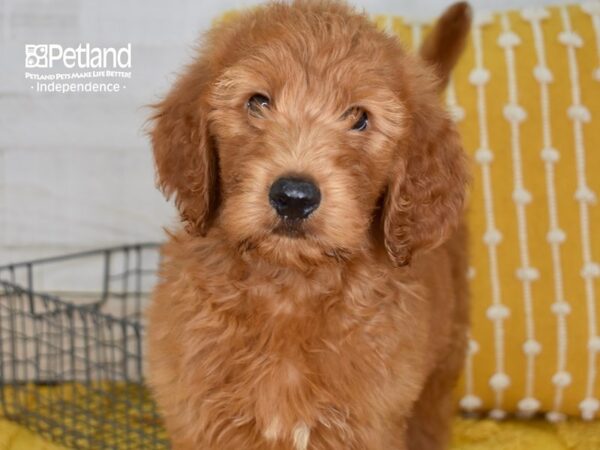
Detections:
[25, 45, 48, 68]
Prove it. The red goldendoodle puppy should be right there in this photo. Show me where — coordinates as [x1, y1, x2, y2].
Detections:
[148, 1, 471, 449]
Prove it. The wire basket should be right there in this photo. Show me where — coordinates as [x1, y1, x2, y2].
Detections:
[0, 243, 169, 449]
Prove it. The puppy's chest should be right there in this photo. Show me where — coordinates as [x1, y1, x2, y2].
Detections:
[197, 268, 423, 374]
[197, 308, 395, 447]
[190, 275, 426, 444]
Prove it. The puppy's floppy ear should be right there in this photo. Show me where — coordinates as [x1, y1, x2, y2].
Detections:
[381, 3, 471, 266]
[382, 67, 469, 267]
[151, 60, 219, 236]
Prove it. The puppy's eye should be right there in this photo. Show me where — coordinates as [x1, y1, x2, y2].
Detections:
[346, 107, 369, 132]
[247, 94, 270, 116]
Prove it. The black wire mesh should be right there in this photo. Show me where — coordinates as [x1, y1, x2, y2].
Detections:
[0, 243, 169, 449]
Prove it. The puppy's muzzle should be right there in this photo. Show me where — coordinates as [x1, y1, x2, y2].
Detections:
[269, 177, 321, 220]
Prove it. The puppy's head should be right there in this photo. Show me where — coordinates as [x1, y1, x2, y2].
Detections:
[152, 1, 470, 268]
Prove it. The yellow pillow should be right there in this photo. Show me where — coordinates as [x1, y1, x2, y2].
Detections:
[375, 2, 600, 421]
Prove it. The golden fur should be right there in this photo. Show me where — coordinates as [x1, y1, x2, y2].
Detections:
[147, 2, 471, 449]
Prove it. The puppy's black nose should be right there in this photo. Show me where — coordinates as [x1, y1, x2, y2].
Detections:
[269, 177, 321, 220]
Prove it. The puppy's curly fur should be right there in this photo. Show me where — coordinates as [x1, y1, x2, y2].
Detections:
[148, 2, 471, 449]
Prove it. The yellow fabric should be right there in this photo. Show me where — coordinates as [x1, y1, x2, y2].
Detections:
[0, 383, 166, 448]
[374, 3, 600, 419]
[2, 417, 600, 450]
[0, 420, 63, 450]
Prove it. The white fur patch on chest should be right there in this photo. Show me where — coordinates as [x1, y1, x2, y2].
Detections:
[263, 416, 282, 441]
[262, 419, 311, 450]
[292, 422, 311, 450]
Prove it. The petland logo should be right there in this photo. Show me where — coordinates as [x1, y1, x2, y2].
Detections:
[25, 44, 131, 69]
[24, 43, 132, 94]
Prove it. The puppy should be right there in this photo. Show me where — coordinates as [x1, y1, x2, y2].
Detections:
[148, 1, 471, 449]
